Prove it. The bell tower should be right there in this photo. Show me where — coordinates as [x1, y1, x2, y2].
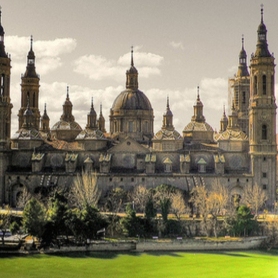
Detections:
[249, 6, 277, 207]
[18, 36, 40, 130]
[0, 8, 12, 150]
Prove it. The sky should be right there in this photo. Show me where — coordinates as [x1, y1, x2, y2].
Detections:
[2, 0, 278, 135]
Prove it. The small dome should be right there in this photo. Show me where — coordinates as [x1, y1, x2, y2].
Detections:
[183, 121, 214, 132]
[76, 129, 105, 140]
[111, 89, 152, 111]
[153, 129, 182, 140]
[51, 120, 82, 131]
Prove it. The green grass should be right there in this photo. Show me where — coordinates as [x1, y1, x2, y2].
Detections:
[0, 251, 278, 278]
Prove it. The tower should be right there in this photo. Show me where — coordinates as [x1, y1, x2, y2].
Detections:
[228, 36, 250, 134]
[249, 7, 277, 207]
[162, 96, 174, 131]
[0, 8, 12, 150]
[98, 103, 106, 133]
[0, 9, 12, 204]
[40, 103, 50, 133]
[18, 36, 40, 130]
[86, 97, 97, 129]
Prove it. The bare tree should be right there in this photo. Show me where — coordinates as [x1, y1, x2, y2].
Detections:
[243, 183, 267, 217]
[16, 186, 32, 209]
[171, 190, 188, 221]
[70, 171, 101, 209]
[130, 185, 149, 213]
[190, 182, 229, 237]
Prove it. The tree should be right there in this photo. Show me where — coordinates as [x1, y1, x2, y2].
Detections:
[47, 191, 70, 240]
[263, 216, 278, 250]
[190, 183, 229, 237]
[23, 198, 46, 240]
[131, 185, 149, 213]
[16, 186, 32, 209]
[243, 183, 267, 217]
[237, 205, 258, 236]
[70, 171, 101, 209]
[0, 206, 12, 245]
[171, 190, 188, 221]
[154, 184, 175, 223]
[104, 187, 127, 236]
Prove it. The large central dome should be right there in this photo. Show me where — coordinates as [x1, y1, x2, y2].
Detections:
[109, 49, 154, 143]
[111, 89, 152, 111]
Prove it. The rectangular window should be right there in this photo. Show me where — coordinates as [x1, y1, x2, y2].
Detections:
[263, 75, 267, 95]
[263, 184, 267, 190]
[128, 121, 133, 132]
[262, 172, 267, 178]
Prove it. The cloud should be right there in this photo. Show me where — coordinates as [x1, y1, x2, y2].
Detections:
[5, 36, 76, 75]
[74, 49, 164, 81]
[170, 41, 185, 50]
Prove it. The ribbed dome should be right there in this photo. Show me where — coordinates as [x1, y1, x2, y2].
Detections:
[111, 89, 152, 111]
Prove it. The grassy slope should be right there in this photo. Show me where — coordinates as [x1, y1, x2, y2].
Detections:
[0, 251, 277, 278]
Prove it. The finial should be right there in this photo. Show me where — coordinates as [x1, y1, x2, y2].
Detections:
[223, 104, 226, 116]
[0, 6, 2, 24]
[131, 46, 134, 67]
[30, 35, 33, 50]
[261, 4, 264, 23]
[91, 97, 94, 107]
[66, 86, 69, 99]
[197, 86, 200, 101]
[242, 34, 244, 49]
[167, 95, 169, 109]
[44, 103, 47, 112]
[100, 103, 103, 115]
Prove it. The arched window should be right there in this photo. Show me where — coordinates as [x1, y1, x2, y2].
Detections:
[254, 76, 257, 95]
[262, 75, 267, 95]
[262, 124, 267, 140]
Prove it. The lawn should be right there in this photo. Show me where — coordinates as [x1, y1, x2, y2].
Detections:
[0, 251, 277, 278]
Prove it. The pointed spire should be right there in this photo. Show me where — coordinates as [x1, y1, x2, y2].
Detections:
[261, 4, 264, 23]
[23, 35, 38, 78]
[255, 4, 271, 57]
[162, 96, 174, 130]
[192, 86, 205, 123]
[131, 46, 134, 67]
[126, 47, 138, 89]
[237, 35, 249, 77]
[98, 102, 106, 133]
[87, 96, 97, 129]
[61, 86, 74, 122]
[30, 35, 33, 51]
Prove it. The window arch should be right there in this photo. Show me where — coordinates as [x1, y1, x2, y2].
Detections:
[262, 124, 267, 140]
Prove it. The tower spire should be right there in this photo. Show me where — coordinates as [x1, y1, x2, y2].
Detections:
[131, 46, 134, 67]
[261, 4, 264, 23]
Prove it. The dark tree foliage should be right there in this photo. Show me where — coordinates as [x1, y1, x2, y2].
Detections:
[23, 198, 46, 240]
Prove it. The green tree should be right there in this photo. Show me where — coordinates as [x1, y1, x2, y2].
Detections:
[23, 198, 46, 240]
[154, 184, 175, 223]
[0, 207, 12, 245]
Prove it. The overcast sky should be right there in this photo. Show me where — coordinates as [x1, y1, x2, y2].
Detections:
[2, 0, 278, 135]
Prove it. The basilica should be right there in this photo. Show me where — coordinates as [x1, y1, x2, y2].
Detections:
[0, 8, 276, 208]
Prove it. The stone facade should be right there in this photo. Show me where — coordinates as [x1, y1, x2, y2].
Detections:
[0, 8, 277, 208]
